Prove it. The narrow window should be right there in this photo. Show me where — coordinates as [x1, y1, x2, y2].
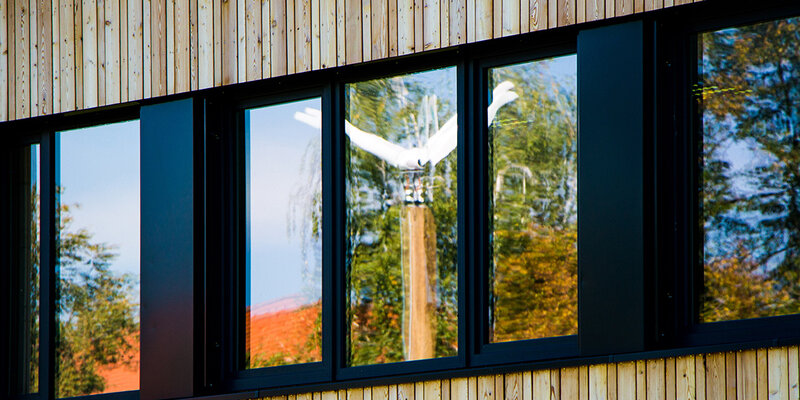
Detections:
[55, 121, 140, 397]
[488, 55, 578, 342]
[244, 98, 323, 369]
[698, 17, 800, 322]
[11, 144, 40, 395]
[345, 67, 458, 366]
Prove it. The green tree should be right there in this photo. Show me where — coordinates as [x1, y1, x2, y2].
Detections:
[55, 198, 139, 397]
[700, 17, 800, 318]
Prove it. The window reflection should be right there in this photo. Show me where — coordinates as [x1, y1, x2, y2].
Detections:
[245, 98, 322, 369]
[56, 121, 140, 397]
[344, 67, 458, 366]
[488, 55, 578, 343]
[12, 144, 40, 395]
[699, 17, 800, 323]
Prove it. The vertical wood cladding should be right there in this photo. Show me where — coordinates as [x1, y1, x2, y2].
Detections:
[0, 0, 703, 122]
[248, 346, 799, 400]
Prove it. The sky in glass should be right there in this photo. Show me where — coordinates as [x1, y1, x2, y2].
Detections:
[248, 98, 321, 309]
[58, 120, 141, 289]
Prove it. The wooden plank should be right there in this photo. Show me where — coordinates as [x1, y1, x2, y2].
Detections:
[398, 383, 415, 400]
[198, 0, 212, 87]
[374, 386, 390, 400]
[663, 0, 672, 7]
[344, 0, 360, 62]
[495, 375, 504, 400]
[479, 376, 495, 400]
[189, 0, 196, 89]
[537, 0, 547, 31]
[528, 0, 538, 31]
[439, 0, 447, 46]
[617, 362, 636, 400]
[361, 0, 370, 60]
[758, 349, 768, 400]
[676, 356, 696, 400]
[413, 0, 421, 51]
[237, 0, 245, 81]
[557, 0, 573, 25]
[425, 381, 441, 400]
[562, 368, 579, 400]
[492, 0, 500, 37]
[15, 0, 30, 118]
[470, 377, 478, 400]
[144, 0, 151, 95]
[705, 353, 725, 400]
[260, 0, 270, 76]
[519, 0, 528, 32]
[103, 0, 121, 104]
[212, 0, 220, 84]
[608, 364, 618, 400]
[60, 0, 75, 111]
[475, 0, 490, 40]
[98, 0, 106, 104]
[270, 0, 286, 75]
[119, 0, 126, 101]
[443, 380, 450, 400]
[389, 386, 398, 400]
[466, 0, 474, 42]
[49, 0, 57, 114]
[349, 388, 365, 400]
[647, 358, 666, 400]
[30, 0, 38, 116]
[450, 0, 463, 44]
[576, 0, 584, 22]
[666, 358, 676, 400]
[551, 370, 561, 400]
[417, 383, 425, 400]
[245, 0, 260, 80]
[128, 0, 143, 99]
[726, 352, 736, 400]
[336, 0, 344, 65]
[298, 0, 311, 71]
[0, 0, 7, 120]
[453, 378, 469, 400]
[790, 346, 799, 400]
[320, 0, 335, 67]
[580, 366, 589, 400]
[769, 347, 789, 400]
[37, 0, 52, 115]
[151, 0, 166, 96]
[370, 0, 385, 58]
[311, 0, 318, 69]
[397, 0, 412, 54]
[422, 0, 438, 49]
[696, 355, 706, 400]
[74, 0, 83, 108]
[7, 0, 15, 119]
[323, 392, 338, 400]
[738, 350, 757, 400]
[166, 0, 174, 93]
[636, 360, 646, 400]
[388, 0, 396, 54]
[505, 373, 521, 400]
[547, 0, 554, 28]
[175, 0, 189, 91]
[501, 0, 518, 36]
[616, 0, 631, 15]
[286, 0, 294, 72]
[605, 0, 613, 19]
[590, 364, 608, 400]
[220, 0, 236, 83]
[586, 0, 603, 21]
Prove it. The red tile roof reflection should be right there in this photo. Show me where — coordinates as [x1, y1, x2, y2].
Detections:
[246, 294, 322, 365]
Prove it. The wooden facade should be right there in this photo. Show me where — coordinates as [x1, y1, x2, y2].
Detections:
[256, 347, 800, 400]
[0, 0, 702, 122]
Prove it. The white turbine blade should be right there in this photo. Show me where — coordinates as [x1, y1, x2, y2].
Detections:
[424, 116, 457, 167]
[293, 109, 322, 130]
[345, 121, 410, 168]
[487, 80, 520, 125]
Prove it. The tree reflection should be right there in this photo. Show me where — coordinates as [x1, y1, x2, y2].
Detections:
[700, 17, 800, 321]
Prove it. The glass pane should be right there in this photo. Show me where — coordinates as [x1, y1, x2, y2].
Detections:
[245, 98, 322, 369]
[488, 55, 578, 342]
[345, 67, 458, 366]
[699, 17, 800, 323]
[56, 121, 140, 397]
[11, 144, 40, 394]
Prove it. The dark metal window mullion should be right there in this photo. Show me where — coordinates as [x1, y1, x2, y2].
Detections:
[457, 56, 473, 368]
[331, 79, 347, 379]
[39, 131, 56, 400]
[321, 82, 337, 381]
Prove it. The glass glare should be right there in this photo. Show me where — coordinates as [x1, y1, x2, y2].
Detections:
[699, 17, 800, 322]
[345, 67, 458, 366]
[488, 55, 578, 342]
[56, 121, 141, 397]
[245, 98, 323, 369]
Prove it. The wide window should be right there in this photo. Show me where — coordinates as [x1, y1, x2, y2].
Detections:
[697, 16, 800, 323]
